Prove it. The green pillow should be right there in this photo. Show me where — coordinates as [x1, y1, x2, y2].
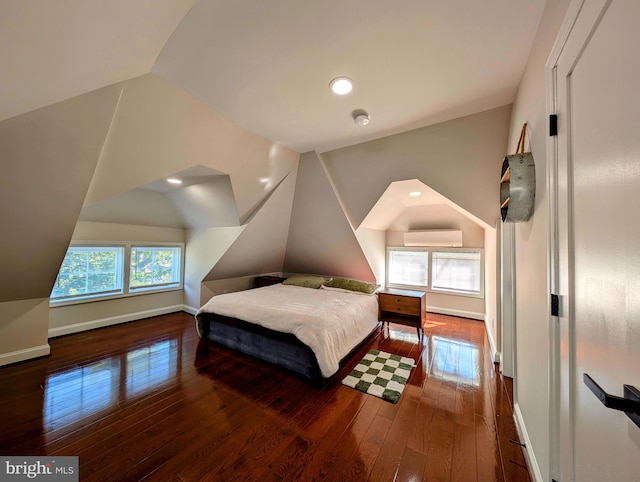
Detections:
[282, 274, 330, 289]
[324, 277, 378, 294]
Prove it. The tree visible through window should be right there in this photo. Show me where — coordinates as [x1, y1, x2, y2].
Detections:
[51, 246, 124, 299]
[130, 246, 181, 289]
[51, 243, 183, 303]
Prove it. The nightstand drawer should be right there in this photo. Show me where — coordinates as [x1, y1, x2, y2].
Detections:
[378, 294, 421, 315]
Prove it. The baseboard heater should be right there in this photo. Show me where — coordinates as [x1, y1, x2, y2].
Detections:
[403, 230, 463, 247]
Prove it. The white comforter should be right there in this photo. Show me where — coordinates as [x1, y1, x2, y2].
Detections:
[196, 284, 379, 377]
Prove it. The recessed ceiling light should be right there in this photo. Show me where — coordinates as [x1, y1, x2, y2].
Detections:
[330, 77, 353, 95]
[167, 178, 182, 184]
[409, 191, 422, 197]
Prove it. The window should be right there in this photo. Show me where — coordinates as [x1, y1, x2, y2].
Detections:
[51, 246, 124, 300]
[387, 249, 429, 288]
[130, 246, 181, 290]
[431, 250, 481, 295]
[51, 243, 183, 304]
[386, 247, 483, 297]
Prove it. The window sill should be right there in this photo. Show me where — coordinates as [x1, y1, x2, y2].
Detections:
[386, 284, 483, 299]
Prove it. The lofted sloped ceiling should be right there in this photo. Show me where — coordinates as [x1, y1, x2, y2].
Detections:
[206, 171, 298, 282]
[1, 0, 547, 153]
[153, 0, 547, 152]
[0, 85, 122, 302]
[0, 0, 197, 122]
[361, 179, 488, 231]
[284, 152, 375, 282]
[78, 170, 241, 229]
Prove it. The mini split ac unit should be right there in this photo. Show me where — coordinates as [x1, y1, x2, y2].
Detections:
[403, 230, 463, 247]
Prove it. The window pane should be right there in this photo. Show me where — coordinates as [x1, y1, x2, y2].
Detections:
[431, 251, 481, 294]
[388, 250, 428, 287]
[51, 247, 124, 299]
[130, 246, 181, 289]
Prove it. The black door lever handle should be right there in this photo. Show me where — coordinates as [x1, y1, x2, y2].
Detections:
[583, 373, 640, 428]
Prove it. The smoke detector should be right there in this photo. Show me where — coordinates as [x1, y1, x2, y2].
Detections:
[352, 109, 370, 126]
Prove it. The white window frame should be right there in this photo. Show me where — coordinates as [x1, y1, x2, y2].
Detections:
[50, 242, 184, 307]
[386, 246, 484, 298]
[129, 245, 183, 293]
[386, 247, 430, 289]
[50, 245, 126, 302]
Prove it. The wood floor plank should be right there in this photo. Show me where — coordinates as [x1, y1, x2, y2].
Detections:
[396, 445, 427, 481]
[0, 311, 532, 481]
[424, 424, 455, 481]
[353, 413, 392, 480]
[475, 413, 505, 482]
[451, 421, 478, 482]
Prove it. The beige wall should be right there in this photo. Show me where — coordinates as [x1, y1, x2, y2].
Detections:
[0, 86, 121, 303]
[321, 105, 512, 230]
[0, 85, 121, 366]
[355, 228, 387, 286]
[184, 227, 245, 310]
[506, 0, 571, 480]
[386, 204, 485, 246]
[72, 221, 185, 244]
[283, 151, 375, 281]
[0, 299, 50, 365]
[206, 172, 297, 282]
[50, 291, 184, 337]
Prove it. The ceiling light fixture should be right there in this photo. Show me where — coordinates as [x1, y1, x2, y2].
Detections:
[352, 109, 370, 126]
[409, 191, 422, 197]
[330, 77, 353, 95]
[166, 178, 182, 184]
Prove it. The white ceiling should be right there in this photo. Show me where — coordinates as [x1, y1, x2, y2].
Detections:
[139, 165, 226, 193]
[1, 0, 547, 153]
[0, 0, 197, 122]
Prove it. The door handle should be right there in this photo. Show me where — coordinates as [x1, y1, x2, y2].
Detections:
[583, 373, 640, 428]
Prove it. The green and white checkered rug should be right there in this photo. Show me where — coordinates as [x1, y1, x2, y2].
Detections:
[342, 349, 416, 403]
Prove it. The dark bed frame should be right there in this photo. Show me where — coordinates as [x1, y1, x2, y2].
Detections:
[199, 312, 379, 386]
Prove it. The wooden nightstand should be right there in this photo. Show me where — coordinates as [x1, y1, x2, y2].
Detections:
[378, 288, 426, 336]
[254, 275, 288, 288]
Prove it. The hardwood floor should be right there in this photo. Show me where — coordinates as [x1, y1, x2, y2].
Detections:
[0, 312, 531, 481]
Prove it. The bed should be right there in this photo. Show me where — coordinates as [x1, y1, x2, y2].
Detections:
[195, 276, 380, 383]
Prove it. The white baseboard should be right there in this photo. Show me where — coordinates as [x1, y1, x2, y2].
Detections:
[48, 305, 185, 338]
[426, 305, 484, 320]
[513, 402, 543, 482]
[493, 350, 502, 364]
[483, 318, 499, 363]
[182, 304, 199, 315]
[0, 344, 50, 367]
